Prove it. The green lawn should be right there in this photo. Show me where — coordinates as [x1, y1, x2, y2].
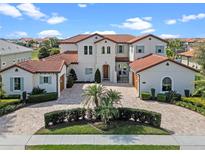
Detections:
[0, 99, 21, 108]
[36, 121, 170, 135]
[26, 144, 179, 150]
[32, 49, 39, 60]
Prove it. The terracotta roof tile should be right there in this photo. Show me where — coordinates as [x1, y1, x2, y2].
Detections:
[45, 51, 78, 64]
[129, 54, 198, 73]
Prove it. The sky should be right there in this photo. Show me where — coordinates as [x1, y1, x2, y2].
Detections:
[0, 3, 205, 39]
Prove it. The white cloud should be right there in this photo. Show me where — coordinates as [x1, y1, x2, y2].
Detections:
[84, 30, 116, 34]
[180, 13, 205, 22]
[159, 34, 180, 39]
[47, 14, 67, 24]
[17, 3, 46, 20]
[0, 3, 22, 18]
[165, 19, 177, 25]
[140, 28, 155, 34]
[78, 4, 87, 8]
[7, 31, 28, 38]
[142, 16, 152, 21]
[38, 30, 62, 38]
[112, 17, 153, 31]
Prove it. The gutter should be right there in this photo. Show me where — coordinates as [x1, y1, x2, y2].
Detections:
[56, 73, 59, 97]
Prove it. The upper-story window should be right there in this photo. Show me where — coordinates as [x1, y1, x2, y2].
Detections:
[89, 46, 93, 55]
[107, 46, 111, 54]
[156, 46, 164, 53]
[84, 46, 88, 55]
[136, 46, 144, 53]
[118, 45, 124, 53]
[102, 46, 105, 54]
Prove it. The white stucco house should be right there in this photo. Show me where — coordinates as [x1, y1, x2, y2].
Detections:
[0, 33, 198, 97]
[0, 39, 33, 70]
[130, 54, 198, 96]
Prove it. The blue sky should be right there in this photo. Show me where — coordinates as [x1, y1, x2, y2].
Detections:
[0, 3, 205, 39]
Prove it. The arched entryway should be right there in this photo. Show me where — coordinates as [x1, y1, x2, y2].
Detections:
[103, 64, 110, 80]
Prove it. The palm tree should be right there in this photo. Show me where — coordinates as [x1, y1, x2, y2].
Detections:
[96, 97, 119, 125]
[106, 89, 122, 105]
[82, 84, 106, 108]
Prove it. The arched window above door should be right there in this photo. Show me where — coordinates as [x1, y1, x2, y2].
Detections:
[162, 77, 172, 91]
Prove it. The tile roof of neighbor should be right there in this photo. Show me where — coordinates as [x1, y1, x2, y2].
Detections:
[44, 51, 78, 65]
[0, 39, 33, 55]
[179, 50, 195, 57]
[129, 54, 198, 73]
[59, 33, 166, 44]
[0, 59, 66, 73]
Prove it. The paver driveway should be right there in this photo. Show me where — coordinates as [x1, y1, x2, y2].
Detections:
[0, 83, 205, 135]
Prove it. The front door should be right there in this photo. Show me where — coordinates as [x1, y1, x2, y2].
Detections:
[103, 65, 109, 79]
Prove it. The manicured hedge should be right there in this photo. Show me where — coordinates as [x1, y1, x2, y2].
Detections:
[117, 108, 161, 127]
[157, 93, 167, 102]
[0, 99, 23, 116]
[44, 107, 161, 128]
[176, 101, 205, 116]
[2, 94, 21, 99]
[141, 92, 151, 100]
[181, 97, 205, 107]
[27, 92, 58, 104]
[44, 108, 86, 128]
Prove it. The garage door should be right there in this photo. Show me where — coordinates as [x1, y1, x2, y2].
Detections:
[60, 74, 65, 92]
[132, 72, 139, 91]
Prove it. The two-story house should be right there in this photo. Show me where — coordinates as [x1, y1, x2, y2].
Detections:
[59, 33, 167, 83]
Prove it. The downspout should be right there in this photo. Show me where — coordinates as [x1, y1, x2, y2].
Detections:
[138, 73, 141, 98]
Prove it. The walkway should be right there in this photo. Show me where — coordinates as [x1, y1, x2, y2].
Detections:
[0, 135, 205, 150]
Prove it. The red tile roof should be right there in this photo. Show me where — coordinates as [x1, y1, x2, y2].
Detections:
[60, 33, 166, 44]
[129, 54, 198, 73]
[44, 51, 78, 65]
[0, 60, 66, 73]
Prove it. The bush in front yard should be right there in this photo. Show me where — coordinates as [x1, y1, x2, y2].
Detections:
[2, 94, 21, 99]
[31, 87, 46, 95]
[157, 93, 167, 102]
[117, 108, 161, 127]
[95, 69, 101, 83]
[27, 92, 58, 104]
[44, 108, 86, 128]
[141, 92, 151, 100]
[66, 76, 74, 88]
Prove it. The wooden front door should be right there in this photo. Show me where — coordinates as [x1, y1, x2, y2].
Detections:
[103, 65, 109, 79]
[132, 72, 139, 90]
[60, 74, 65, 92]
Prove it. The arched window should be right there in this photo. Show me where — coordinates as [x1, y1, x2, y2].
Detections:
[102, 46, 105, 54]
[162, 77, 172, 91]
[107, 46, 111, 54]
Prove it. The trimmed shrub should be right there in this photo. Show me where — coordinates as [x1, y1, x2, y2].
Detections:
[3, 94, 21, 99]
[69, 69, 78, 81]
[95, 69, 101, 83]
[31, 87, 46, 95]
[44, 108, 86, 128]
[67, 76, 74, 88]
[117, 108, 161, 127]
[0, 99, 23, 116]
[151, 88, 155, 100]
[27, 92, 58, 104]
[141, 92, 151, 100]
[181, 97, 205, 107]
[165, 91, 181, 104]
[157, 93, 167, 102]
[184, 89, 190, 97]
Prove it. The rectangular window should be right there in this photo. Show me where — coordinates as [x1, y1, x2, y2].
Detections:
[89, 46, 93, 55]
[84, 46, 88, 55]
[40, 76, 52, 84]
[156, 46, 164, 53]
[136, 46, 144, 53]
[43, 77, 49, 84]
[85, 68, 93, 75]
[14, 77, 21, 91]
[107, 46, 111, 54]
[118, 45, 124, 53]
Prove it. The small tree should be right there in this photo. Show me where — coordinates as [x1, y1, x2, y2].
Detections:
[193, 44, 205, 74]
[0, 83, 5, 99]
[69, 69, 78, 81]
[95, 69, 101, 83]
[106, 89, 122, 104]
[49, 48, 60, 56]
[38, 46, 50, 59]
[67, 76, 74, 88]
[166, 39, 183, 59]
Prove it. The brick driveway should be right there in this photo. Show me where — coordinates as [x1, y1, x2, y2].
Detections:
[0, 83, 205, 135]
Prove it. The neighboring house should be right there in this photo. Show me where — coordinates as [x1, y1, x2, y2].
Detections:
[59, 33, 167, 83]
[0, 59, 67, 97]
[178, 49, 201, 69]
[0, 39, 33, 70]
[129, 54, 198, 96]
